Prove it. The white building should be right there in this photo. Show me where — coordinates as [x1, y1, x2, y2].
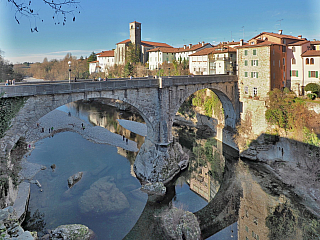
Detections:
[148, 47, 177, 70]
[96, 50, 115, 73]
[287, 40, 310, 95]
[189, 44, 237, 75]
[88, 60, 100, 74]
[302, 50, 320, 88]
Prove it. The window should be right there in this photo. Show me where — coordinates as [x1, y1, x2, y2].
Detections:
[292, 46, 295, 52]
[244, 86, 248, 94]
[292, 58, 296, 64]
[245, 226, 249, 232]
[284, 72, 285, 80]
[251, 72, 259, 78]
[273, 49, 275, 55]
[291, 70, 298, 77]
[253, 49, 257, 55]
[245, 60, 248, 66]
[306, 58, 309, 64]
[252, 60, 258, 66]
[309, 71, 319, 78]
[273, 60, 275, 66]
[244, 50, 248, 56]
[283, 58, 285, 66]
[245, 72, 248, 77]
[311, 58, 314, 64]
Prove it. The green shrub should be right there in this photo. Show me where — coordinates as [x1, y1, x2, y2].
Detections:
[305, 83, 320, 95]
[307, 93, 317, 100]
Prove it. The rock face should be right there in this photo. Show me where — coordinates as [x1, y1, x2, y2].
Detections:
[160, 207, 201, 240]
[78, 176, 129, 215]
[49, 224, 94, 240]
[140, 182, 166, 196]
[134, 139, 189, 184]
[0, 206, 35, 240]
[67, 172, 83, 188]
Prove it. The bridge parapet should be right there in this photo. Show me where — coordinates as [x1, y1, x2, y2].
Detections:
[0, 75, 237, 98]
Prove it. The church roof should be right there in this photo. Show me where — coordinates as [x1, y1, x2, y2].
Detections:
[116, 39, 172, 48]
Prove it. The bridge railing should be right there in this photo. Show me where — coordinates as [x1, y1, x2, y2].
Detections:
[0, 75, 237, 98]
[0, 79, 160, 97]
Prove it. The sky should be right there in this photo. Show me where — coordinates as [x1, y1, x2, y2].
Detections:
[0, 0, 319, 64]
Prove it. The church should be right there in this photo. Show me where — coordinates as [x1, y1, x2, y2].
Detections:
[114, 21, 173, 65]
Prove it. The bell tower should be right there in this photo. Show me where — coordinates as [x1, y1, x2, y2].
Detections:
[129, 21, 141, 46]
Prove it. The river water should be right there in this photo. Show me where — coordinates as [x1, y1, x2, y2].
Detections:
[23, 99, 320, 240]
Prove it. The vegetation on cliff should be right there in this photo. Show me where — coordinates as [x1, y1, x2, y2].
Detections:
[265, 89, 320, 146]
[0, 97, 27, 139]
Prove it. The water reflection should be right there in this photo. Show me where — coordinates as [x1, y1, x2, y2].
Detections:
[23, 99, 320, 240]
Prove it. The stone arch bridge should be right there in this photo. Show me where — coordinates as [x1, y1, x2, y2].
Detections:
[0, 75, 239, 182]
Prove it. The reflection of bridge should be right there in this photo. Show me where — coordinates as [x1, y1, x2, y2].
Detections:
[0, 75, 239, 182]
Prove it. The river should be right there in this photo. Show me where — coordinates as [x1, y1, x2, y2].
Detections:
[22, 99, 320, 240]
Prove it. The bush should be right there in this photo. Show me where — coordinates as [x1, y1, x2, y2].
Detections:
[307, 93, 317, 100]
[305, 83, 320, 95]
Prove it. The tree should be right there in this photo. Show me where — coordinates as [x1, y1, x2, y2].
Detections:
[126, 43, 141, 64]
[87, 52, 97, 63]
[8, 0, 80, 32]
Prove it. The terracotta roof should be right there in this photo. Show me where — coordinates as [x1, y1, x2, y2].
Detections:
[141, 41, 172, 48]
[288, 40, 310, 46]
[301, 50, 320, 57]
[147, 47, 179, 53]
[176, 43, 212, 53]
[235, 40, 283, 49]
[189, 45, 236, 56]
[97, 50, 114, 57]
[116, 39, 172, 48]
[88, 61, 99, 63]
[252, 32, 307, 41]
[116, 39, 131, 45]
[311, 41, 320, 45]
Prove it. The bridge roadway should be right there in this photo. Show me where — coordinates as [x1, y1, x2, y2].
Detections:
[0, 75, 237, 98]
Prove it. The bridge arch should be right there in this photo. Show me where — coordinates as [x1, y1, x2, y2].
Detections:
[167, 80, 240, 148]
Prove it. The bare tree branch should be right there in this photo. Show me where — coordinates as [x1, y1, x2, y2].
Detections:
[7, 0, 80, 32]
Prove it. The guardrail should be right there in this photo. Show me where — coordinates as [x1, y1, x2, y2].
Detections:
[0, 75, 237, 98]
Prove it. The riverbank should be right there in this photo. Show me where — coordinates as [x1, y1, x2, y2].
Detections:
[24, 109, 139, 153]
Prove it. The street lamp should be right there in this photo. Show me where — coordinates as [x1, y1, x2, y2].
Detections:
[68, 61, 72, 83]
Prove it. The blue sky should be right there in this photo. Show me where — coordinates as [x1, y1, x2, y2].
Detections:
[1, 0, 319, 63]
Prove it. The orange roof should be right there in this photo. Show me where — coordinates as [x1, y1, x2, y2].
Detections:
[189, 45, 236, 56]
[141, 41, 172, 48]
[235, 40, 283, 49]
[148, 47, 179, 53]
[116, 39, 172, 48]
[301, 50, 320, 57]
[88, 60, 99, 63]
[252, 32, 307, 41]
[311, 41, 320, 45]
[288, 40, 310, 46]
[176, 43, 212, 52]
[117, 39, 131, 45]
[97, 50, 114, 57]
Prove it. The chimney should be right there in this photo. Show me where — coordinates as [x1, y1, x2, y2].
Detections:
[240, 39, 244, 46]
[202, 41, 205, 46]
[278, 30, 283, 35]
[189, 44, 192, 49]
[184, 45, 186, 49]
[298, 35, 302, 39]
